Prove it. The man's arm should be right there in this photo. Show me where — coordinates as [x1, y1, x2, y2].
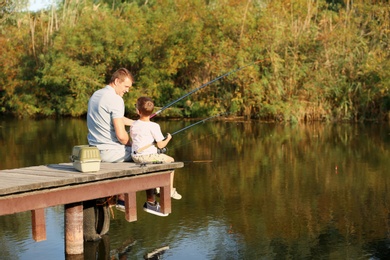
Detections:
[123, 117, 134, 126]
[113, 118, 130, 145]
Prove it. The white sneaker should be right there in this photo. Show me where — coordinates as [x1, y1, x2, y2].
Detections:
[116, 200, 125, 212]
[171, 188, 182, 200]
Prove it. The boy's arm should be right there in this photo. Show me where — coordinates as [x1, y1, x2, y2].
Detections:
[156, 133, 172, 149]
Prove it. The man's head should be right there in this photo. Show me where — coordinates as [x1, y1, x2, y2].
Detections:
[136, 97, 154, 116]
[110, 68, 134, 97]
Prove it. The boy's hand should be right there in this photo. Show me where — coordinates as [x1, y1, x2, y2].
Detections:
[157, 134, 172, 149]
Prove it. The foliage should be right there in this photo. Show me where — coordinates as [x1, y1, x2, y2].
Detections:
[0, 0, 388, 121]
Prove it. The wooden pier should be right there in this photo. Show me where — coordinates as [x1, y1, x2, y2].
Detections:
[0, 162, 183, 255]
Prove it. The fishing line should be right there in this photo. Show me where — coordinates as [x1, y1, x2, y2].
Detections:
[150, 60, 264, 118]
[158, 114, 227, 154]
[168, 119, 238, 151]
[170, 113, 223, 136]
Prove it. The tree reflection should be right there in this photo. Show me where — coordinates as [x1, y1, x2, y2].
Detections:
[0, 119, 389, 258]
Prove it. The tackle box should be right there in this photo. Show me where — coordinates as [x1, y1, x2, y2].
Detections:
[70, 145, 101, 173]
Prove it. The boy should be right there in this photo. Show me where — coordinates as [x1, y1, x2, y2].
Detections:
[131, 97, 182, 215]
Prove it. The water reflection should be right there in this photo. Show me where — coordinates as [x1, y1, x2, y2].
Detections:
[0, 118, 389, 259]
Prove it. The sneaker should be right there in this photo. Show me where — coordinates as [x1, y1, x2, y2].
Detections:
[143, 201, 168, 217]
[171, 188, 182, 200]
[116, 200, 125, 212]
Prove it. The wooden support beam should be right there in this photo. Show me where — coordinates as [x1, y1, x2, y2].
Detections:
[0, 171, 172, 216]
[65, 202, 83, 256]
[31, 208, 46, 241]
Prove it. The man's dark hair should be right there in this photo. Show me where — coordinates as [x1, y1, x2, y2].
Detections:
[110, 68, 134, 84]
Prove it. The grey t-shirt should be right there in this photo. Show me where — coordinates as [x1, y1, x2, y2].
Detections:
[87, 85, 125, 150]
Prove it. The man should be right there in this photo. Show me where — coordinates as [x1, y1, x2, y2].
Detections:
[87, 68, 167, 216]
[87, 68, 134, 162]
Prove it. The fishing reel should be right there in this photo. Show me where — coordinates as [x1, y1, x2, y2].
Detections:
[157, 147, 168, 154]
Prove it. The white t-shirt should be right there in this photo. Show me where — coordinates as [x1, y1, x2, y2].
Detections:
[87, 85, 125, 150]
[130, 120, 165, 155]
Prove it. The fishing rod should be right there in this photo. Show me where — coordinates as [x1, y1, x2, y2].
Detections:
[137, 160, 213, 167]
[150, 60, 261, 118]
[135, 113, 224, 154]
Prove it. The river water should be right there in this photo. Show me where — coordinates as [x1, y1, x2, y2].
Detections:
[0, 118, 389, 259]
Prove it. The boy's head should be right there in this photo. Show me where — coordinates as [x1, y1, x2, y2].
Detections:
[136, 97, 154, 116]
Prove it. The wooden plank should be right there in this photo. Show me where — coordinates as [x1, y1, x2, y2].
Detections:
[0, 172, 67, 182]
[0, 162, 183, 196]
[0, 180, 63, 193]
[0, 168, 89, 178]
[0, 162, 182, 178]
[0, 172, 72, 194]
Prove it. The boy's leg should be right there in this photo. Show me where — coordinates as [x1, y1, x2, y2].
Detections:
[132, 154, 181, 200]
[146, 189, 155, 203]
[170, 171, 174, 191]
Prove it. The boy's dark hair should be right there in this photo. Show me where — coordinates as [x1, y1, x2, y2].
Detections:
[110, 68, 134, 84]
[136, 97, 154, 116]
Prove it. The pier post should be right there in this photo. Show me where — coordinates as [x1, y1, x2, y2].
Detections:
[125, 192, 137, 222]
[65, 202, 83, 255]
[31, 208, 46, 241]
